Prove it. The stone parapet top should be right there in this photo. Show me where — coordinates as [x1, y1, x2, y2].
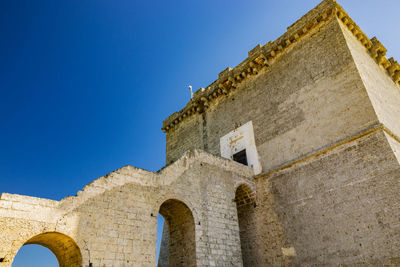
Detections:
[0, 150, 253, 212]
[58, 149, 253, 210]
[162, 0, 400, 133]
[156, 149, 254, 182]
[0, 193, 59, 207]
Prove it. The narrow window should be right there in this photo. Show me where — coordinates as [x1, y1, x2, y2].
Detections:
[233, 149, 248, 166]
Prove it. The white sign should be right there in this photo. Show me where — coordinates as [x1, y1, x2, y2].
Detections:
[220, 121, 262, 174]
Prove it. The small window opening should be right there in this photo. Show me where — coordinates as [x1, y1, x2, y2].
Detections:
[233, 149, 248, 166]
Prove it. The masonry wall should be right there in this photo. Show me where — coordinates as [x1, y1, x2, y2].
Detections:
[2, 1, 400, 266]
[256, 130, 400, 266]
[340, 20, 400, 138]
[162, 7, 400, 266]
[166, 112, 204, 164]
[0, 150, 254, 267]
[165, 16, 380, 173]
[235, 184, 258, 266]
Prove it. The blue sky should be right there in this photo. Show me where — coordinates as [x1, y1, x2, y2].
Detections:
[2, 0, 399, 266]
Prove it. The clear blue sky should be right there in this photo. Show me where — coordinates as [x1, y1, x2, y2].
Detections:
[2, 0, 399, 266]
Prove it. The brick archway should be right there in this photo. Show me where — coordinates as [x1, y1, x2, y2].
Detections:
[14, 232, 82, 267]
[158, 199, 196, 267]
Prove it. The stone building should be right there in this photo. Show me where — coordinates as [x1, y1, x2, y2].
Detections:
[1, 0, 400, 266]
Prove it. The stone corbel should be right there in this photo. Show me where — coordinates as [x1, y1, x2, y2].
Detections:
[248, 44, 262, 57]
[253, 55, 266, 66]
[342, 17, 350, 25]
[218, 82, 229, 94]
[381, 58, 391, 69]
[228, 76, 237, 89]
[336, 10, 344, 19]
[218, 67, 232, 80]
[200, 97, 209, 108]
[369, 37, 387, 61]
[388, 58, 400, 76]
[234, 74, 242, 82]
[393, 71, 400, 83]
[377, 52, 387, 65]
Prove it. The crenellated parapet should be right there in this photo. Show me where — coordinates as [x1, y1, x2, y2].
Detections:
[162, 0, 399, 133]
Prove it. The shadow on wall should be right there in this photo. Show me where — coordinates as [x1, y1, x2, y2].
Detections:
[235, 184, 257, 267]
[158, 199, 196, 267]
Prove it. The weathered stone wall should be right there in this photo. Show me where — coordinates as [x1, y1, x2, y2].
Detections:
[161, 0, 400, 266]
[205, 16, 379, 172]
[234, 184, 258, 267]
[340, 19, 400, 139]
[164, 11, 381, 175]
[0, 150, 254, 267]
[166, 112, 204, 164]
[2, 1, 400, 266]
[0, 194, 81, 267]
[256, 129, 400, 266]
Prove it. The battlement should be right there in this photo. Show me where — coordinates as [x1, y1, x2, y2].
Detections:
[162, 0, 400, 133]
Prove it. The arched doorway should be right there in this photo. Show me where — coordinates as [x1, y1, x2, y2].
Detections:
[12, 232, 82, 267]
[235, 184, 257, 267]
[157, 199, 196, 267]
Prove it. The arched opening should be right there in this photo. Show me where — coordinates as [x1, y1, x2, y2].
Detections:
[12, 245, 58, 267]
[157, 199, 196, 267]
[12, 232, 82, 267]
[235, 184, 257, 267]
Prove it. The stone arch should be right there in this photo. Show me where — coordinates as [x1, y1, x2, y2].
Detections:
[234, 180, 255, 195]
[158, 199, 196, 267]
[235, 183, 257, 267]
[235, 183, 256, 208]
[154, 195, 199, 224]
[14, 232, 82, 267]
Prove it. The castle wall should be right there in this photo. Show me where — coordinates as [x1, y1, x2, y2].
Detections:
[234, 184, 258, 266]
[2, 1, 400, 267]
[0, 150, 253, 267]
[339, 19, 400, 139]
[165, 16, 380, 174]
[385, 132, 400, 164]
[251, 16, 400, 266]
[256, 129, 400, 266]
[162, 4, 400, 266]
[166, 112, 204, 164]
